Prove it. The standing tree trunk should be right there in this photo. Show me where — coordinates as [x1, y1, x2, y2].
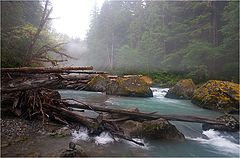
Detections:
[25, 0, 52, 66]
[211, 1, 218, 47]
[110, 32, 114, 71]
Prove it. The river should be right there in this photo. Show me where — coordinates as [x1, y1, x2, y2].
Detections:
[58, 88, 240, 157]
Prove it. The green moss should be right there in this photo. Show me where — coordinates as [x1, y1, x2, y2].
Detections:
[192, 80, 240, 112]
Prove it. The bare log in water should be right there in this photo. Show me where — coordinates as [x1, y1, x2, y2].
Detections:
[65, 101, 225, 125]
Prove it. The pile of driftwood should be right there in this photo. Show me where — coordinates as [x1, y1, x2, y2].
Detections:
[1, 66, 107, 90]
[1, 87, 145, 145]
[1, 66, 226, 146]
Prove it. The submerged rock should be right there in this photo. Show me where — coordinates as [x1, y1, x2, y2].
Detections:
[202, 114, 239, 132]
[120, 119, 185, 141]
[191, 80, 239, 113]
[165, 79, 196, 99]
[106, 76, 153, 97]
[85, 75, 110, 92]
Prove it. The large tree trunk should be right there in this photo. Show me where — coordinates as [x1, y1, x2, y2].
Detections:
[65, 101, 226, 125]
[211, 1, 218, 47]
[1, 66, 94, 74]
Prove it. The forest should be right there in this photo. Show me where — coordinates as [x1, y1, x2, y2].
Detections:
[1, 0, 239, 84]
[86, 1, 239, 83]
[1, 1, 240, 157]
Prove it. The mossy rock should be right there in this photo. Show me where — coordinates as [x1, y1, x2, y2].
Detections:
[140, 76, 153, 86]
[165, 79, 196, 99]
[106, 76, 153, 97]
[141, 119, 185, 141]
[202, 114, 239, 132]
[120, 119, 185, 141]
[191, 80, 240, 113]
[85, 75, 110, 92]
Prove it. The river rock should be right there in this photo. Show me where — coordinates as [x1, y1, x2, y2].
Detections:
[165, 79, 196, 99]
[106, 76, 153, 97]
[120, 120, 143, 137]
[140, 76, 153, 86]
[202, 114, 239, 132]
[121, 119, 185, 141]
[85, 75, 110, 92]
[60, 142, 88, 157]
[191, 80, 239, 113]
[49, 127, 71, 137]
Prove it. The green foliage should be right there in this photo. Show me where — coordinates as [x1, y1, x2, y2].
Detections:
[115, 45, 144, 73]
[1, 24, 37, 67]
[1, 1, 69, 68]
[221, 1, 239, 51]
[180, 40, 223, 69]
[186, 65, 209, 84]
[146, 72, 183, 87]
[86, 1, 238, 83]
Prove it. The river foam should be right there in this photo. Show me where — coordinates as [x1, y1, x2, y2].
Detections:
[71, 127, 148, 148]
[187, 129, 240, 156]
[72, 127, 89, 141]
[151, 87, 169, 98]
[94, 132, 114, 145]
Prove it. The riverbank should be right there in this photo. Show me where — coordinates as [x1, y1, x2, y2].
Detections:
[1, 88, 239, 157]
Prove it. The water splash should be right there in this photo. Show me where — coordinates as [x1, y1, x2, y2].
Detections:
[187, 129, 240, 156]
[151, 88, 169, 98]
[72, 127, 89, 142]
[94, 132, 114, 145]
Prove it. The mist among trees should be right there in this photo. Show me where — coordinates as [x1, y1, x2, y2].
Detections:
[86, 1, 239, 82]
[1, 0, 239, 83]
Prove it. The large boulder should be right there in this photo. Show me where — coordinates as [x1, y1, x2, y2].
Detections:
[202, 114, 239, 132]
[120, 119, 185, 141]
[191, 80, 239, 113]
[165, 79, 196, 99]
[106, 76, 153, 97]
[85, 75, 110, 92]
[140, 76, 153, 86]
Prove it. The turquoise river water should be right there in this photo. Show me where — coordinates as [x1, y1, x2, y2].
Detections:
[58, 88, 240, 157]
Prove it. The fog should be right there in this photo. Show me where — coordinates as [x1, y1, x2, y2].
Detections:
[56, 1, 238, 82]
[57, 40, 89, 67]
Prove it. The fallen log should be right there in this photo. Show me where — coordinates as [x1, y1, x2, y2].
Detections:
[65, 101, 226, 125]
[1, 78, 62, 93]
[1, 87, 145, 146]
[60, 75, 96, 80]
[49, 105, 98, 129]
[64, 71, 108, 74]
[1, 66, 93, 74]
